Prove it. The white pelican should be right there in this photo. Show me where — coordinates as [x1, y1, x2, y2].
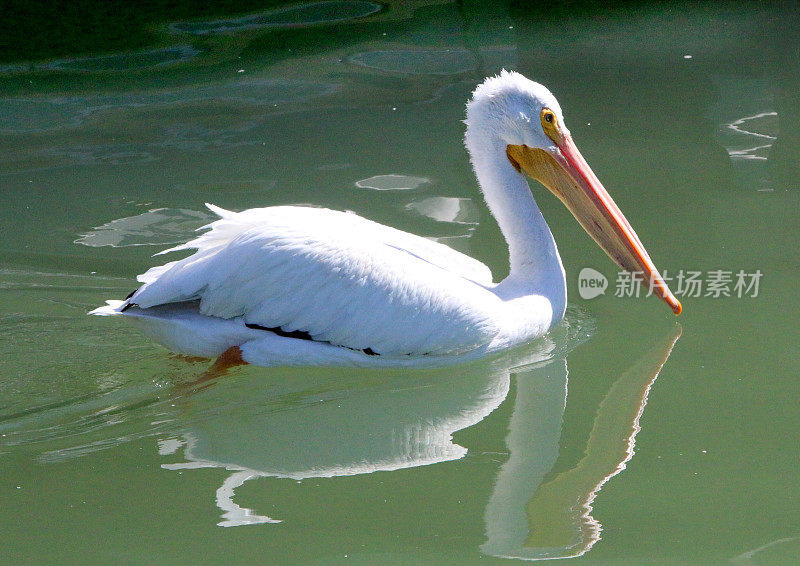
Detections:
[91, 71, 681, 367]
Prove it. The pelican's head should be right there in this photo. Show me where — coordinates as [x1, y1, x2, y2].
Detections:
[465, 71, 681, 315]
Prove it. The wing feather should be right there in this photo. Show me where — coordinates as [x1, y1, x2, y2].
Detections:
[129, 205, 500, 355]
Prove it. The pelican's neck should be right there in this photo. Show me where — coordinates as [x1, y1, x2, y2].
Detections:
[469, 138, 566, 314]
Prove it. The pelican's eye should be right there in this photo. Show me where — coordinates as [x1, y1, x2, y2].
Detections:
[540, 108, 560, 142]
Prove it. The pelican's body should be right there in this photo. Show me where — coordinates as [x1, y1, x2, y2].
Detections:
[92, 72, 680, 366]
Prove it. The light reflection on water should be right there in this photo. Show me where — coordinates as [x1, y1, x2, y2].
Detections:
[75, 208, 211, 248]
[355, 174, 431, 191]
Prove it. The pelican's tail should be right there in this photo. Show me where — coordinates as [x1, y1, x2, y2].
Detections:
[153, 203, 237, 257]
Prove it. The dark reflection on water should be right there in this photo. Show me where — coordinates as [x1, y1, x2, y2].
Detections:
[40, 46, 201, 73]
[0, 0, 301, 64]
[169, 1, 384, 35]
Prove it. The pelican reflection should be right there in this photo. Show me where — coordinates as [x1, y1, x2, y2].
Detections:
[159, 320, 680, 559]
[483, 325, 681, 560]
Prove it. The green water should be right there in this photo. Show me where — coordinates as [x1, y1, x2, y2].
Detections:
[1, 1, 799, 563]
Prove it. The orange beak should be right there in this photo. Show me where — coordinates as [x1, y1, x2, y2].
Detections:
[507, 134, 681, 315]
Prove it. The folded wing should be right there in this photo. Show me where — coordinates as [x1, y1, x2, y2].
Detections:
[126, 205, 499, 356]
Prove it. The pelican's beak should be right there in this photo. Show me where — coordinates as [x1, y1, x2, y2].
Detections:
[507, 135, 682, 315]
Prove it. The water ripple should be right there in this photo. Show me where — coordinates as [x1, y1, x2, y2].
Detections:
[169, 1, 382, 35]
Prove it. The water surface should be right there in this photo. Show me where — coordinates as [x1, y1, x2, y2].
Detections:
[1, 1, 799, 563]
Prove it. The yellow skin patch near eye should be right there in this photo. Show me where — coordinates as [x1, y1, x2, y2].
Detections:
[540, 108, 563, 144]
[507, 109, 563, 173]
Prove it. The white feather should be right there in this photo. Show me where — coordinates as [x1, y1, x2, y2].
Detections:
[128, 205, 501, 356]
